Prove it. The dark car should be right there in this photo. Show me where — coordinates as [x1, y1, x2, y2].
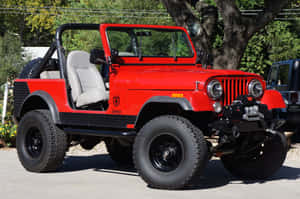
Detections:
[267, 59, 300, 131]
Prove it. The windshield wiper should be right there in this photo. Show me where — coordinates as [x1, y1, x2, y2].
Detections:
[138, 37, 142, 61]
[172, 33, 177, 61]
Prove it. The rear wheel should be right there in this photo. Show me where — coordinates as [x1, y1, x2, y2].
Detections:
[16, 110, 68, 172]
[133, 115, 209, 189]
[221, 132, 287, 180]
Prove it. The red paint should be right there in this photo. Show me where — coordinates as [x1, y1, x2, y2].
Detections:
[15, 24, 285, 120]
[126, 124, 135, 129]
[260, 90, 286, 110]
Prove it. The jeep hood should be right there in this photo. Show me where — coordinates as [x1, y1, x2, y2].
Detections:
[118, 66, 261, 90]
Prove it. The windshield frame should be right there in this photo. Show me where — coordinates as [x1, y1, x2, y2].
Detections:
[100, 24, 197, 65]
[106, 27, 194, 58]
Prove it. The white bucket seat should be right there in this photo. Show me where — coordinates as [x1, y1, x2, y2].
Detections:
[67, 50, 108, 107]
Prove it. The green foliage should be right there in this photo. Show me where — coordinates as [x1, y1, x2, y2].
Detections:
[240, 21, 300, 77]
[0, 122, 17, 147]
[0, 100, 17, 147]
[0, 33, 25, 85]
[236, 0, 264, 9]
[55, 0, 172, 52]
[62, 30, 103, 53]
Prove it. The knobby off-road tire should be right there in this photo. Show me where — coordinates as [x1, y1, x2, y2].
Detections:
[133, 115, 209, 189]
[16, 110, 68, 172]
[105, 139, 133, 166]
[19, 58, 43, 79]
[221, 132, 288, 180]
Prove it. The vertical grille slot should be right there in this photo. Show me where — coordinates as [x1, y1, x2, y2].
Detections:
[221, 77, 248, 106]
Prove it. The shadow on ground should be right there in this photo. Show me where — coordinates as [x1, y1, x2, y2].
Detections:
[60, 154, 300, 190]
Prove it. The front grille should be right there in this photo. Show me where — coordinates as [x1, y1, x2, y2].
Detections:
[219, 77, 248, 106]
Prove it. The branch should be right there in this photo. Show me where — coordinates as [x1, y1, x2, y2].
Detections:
[160, 0, 199, 28]
[161, 0, 212, 59]
[195, 1, 218, 43]
[214, 0, 244, 33]
[247, 0, 291, 35]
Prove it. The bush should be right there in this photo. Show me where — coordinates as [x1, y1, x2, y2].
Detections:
[0, 90, 17, 148]
[0, 33, 25, 85]
[0, 122, 17, 147]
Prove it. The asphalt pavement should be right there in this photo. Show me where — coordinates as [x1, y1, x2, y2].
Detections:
[1, 149, 300, 199]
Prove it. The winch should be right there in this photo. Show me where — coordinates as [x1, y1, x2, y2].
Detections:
[211, 96, 284, 136]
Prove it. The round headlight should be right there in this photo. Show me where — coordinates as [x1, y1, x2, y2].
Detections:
[248, 79, 263, 98]
[207, 80, 223, 100]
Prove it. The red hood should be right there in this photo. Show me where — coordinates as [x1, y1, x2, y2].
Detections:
[115, 66, 262, 90]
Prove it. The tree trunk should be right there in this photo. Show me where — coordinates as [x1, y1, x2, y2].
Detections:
[161, 0, 217, 65]
[161, 0, 291, 70]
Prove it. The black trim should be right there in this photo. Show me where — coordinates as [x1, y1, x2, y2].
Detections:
[135, 96, 193, 125]
[143, 96, 193, 111]
[26, 91, 61, 124]
[13, 82, 30, 118]
[60, 112, 136, 129]
[64, 128, 136, 137]
[119, 63, 195, 66]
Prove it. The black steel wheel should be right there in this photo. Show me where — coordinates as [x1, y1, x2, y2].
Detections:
[25, 127, 43, 158]
[16, 110, 68, 172]
[133, 115, 209, 189]
[149, 134, 183, 172]
[221, 132, 288, 180]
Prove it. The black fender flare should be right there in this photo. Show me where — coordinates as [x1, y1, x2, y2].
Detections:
[18, 91, 61, 124]
[135, 96, 193, 125]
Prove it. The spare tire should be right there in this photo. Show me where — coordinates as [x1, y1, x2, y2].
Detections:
[19, 58, 43, 79]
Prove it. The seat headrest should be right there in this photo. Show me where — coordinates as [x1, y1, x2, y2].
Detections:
[67, 50, 91, 68]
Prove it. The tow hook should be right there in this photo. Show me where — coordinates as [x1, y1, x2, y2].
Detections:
[265, 128, 278, 135]
[266, 119, 286, 135]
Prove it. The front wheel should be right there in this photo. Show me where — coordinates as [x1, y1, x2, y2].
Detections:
[221, 132, 288, 180]
[133, 115, 209, 189]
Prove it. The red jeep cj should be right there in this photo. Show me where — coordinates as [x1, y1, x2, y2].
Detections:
[14, 23, 287, 189]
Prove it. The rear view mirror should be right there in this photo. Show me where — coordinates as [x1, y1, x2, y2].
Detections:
[136, 31, 152, 37]
[110, 48, 119, 63]
[90, 49, 106, 64]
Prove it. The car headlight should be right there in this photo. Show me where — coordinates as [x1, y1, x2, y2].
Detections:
[207, 80, 223, 100]
[248, 79, 263, 98]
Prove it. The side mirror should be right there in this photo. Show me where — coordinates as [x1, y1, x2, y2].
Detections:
[110, 48, 119, 63]
[196, 49, 212, 68]
[90, 49, 106, 64]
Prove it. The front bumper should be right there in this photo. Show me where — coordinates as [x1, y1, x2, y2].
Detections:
[210, 96, 284, 135]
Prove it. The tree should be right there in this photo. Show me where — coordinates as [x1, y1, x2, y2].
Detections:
[54, 0, 171, 52]
[0, 33, 25, 85]
[240, 21, 300, 77]
[161, 0, 296, 69]
[0, 0, 67, 46]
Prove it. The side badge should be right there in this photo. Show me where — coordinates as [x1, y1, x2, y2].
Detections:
[113, 96, 120, 107]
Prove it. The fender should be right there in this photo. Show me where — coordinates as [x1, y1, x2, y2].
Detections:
[141, 96, 193, 111]
[135, 96, 193, 125]
[19, 90, 61, 124]
[260, 90, 286, 110]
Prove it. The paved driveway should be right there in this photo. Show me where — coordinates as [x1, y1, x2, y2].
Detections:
[1, 149, 300, 199]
